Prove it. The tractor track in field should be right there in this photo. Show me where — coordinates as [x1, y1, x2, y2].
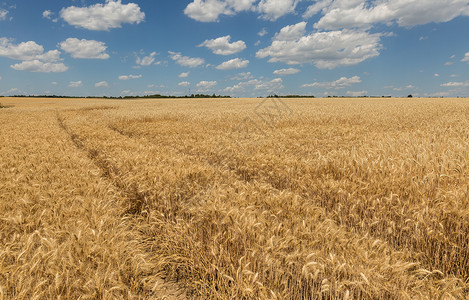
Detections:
[106, 119, 469, 279]
[56, 113, 187, 299]
[57, 114, 146, 215]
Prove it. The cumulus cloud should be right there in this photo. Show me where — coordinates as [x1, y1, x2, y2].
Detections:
[199, 35, 246, 55]
[224, 79, 259, 93]
[462, 52, 469, 62]
[302, 76, 362, 89]
[184, 0, 299, 22]
[255, 78, 284, 90]
[11, 60, 68, 73]
[0, 9, 9, 21]
[95, 81, 109, 88]
[136, 51, 157, 66]
[223, 77, 284, 94]
[0, 38, 61, 62]
[1, 38, 68, 73]
[196, 80, 217, 92]
[59, 38, 110, 59]
[307, 0, 469, 30]
[273, 21, 307, 41]
[184, 0, 256, 22]
[42, 10, 53, 19]
[257, 23, 382, 69]
[231, 72, 253, 80]
[119, 74, 142, 80]
[258, 28, 268, 37]
[169, 51, 205, 68]
[257, 0, 300, 21]
[178, 81, 191, 87]
[69, 80, 83, 88]
[273, 68, 300, 75]
[216, 58, 249, 70]
[303, 0, 332, 19]
[441, 81, 469, 87]
[184, 0, 229, 22]
[179, 72, 190, 78]
[60, 0, 145, 31]
[43, 10, 58, 22]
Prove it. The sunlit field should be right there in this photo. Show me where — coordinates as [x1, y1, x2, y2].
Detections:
[1, 97, 469, 299]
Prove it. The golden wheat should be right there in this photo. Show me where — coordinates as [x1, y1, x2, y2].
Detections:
[1, 97, 468, 299]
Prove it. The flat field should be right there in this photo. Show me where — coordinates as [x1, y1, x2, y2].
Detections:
[1, 97, 469, 299]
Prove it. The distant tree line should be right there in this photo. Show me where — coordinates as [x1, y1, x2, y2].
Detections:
[4, 94, 231, 99]
[266, 94, 316, 98]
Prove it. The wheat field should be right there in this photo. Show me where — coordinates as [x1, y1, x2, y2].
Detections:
[1, 97, 468, 299]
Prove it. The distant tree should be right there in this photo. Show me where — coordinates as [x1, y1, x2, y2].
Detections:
[408, 94, 413, 98]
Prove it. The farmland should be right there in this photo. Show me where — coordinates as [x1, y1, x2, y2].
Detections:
[1, 97, 469, 299]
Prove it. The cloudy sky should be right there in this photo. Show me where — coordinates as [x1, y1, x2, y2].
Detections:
[1, 0, 469, 97]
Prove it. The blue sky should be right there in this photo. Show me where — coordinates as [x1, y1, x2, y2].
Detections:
[1, 0, 469, 97]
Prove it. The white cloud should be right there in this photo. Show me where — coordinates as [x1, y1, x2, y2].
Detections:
[178, 81, 191, 87]
[184, 0, 230, 22]
[59, 38, 110, 59]
[184, 0, 256, 22]
[1, 9, 9, 21]
[184, 0, 300, 22]
[11, 60, 68, 73]
[231, 72, 253, 80]
[169, 51, 205, 68]
[43, 10, 58, 22]
[216, 58, 249, 70]
[136, 51, 157, 66]
[227, 0, 257, 12]
[60, 0, 145, 31]
[120, 90, 134, 97]
[302, 76, 362, 89]
[257, 0, 300, 21]
[224, 79, 260, 93]
[196, 80, 217, 92]
[69, 80, 83, 88]
[254, 78, 284, 91]
[310, 0, 469, 30]
[274, 21, 307, 41]
[0, 38, 62, 62]
[346, 90, 368, 96]
[199, 35, 246, 55]
[258, 28, 268, 37]
[119, 74, 142, 80]
[462, 52, 469, 62]
[434, 73, 440, 77]
[257, 23, 382, 69]
[303, 0, 332, 19]
[95, 81, 109, 88]
[223, 77, 284, 93]
[51, 82, 58, 85]
[43, 10, 53, 19]
[273, 68, 300, 75]
[179, 72, 190, 78]
[441, 81, 469, 87]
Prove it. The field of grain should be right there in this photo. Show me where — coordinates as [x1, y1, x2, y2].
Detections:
[1, 97, 468, 299]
